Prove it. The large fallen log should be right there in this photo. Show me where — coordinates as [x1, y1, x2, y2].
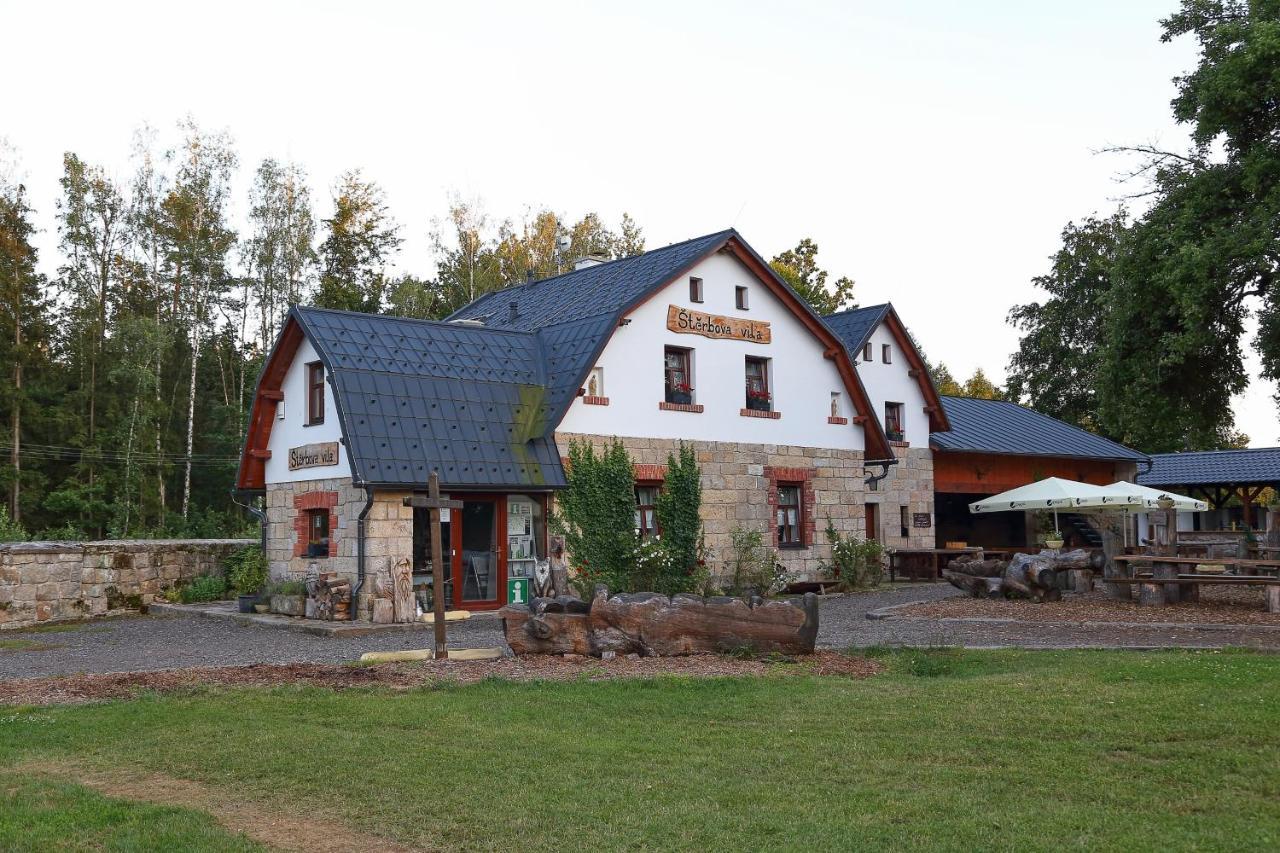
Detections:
[945, 549, 1097, 602]
[499, 587, 819, 657]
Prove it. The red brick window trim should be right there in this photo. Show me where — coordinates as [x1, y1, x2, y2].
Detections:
[659, 401, 704, 413]
[633, 464, 669, 482]
[583, 396, 610, 406]
[764, 467, 815, 549]
[828, 416, 849, 425]
[740, 408, 781, 419]
[293, 491, 339, 558]
[889, 440, 910, 448]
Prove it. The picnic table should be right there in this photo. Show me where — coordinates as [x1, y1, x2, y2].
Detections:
[1110, 555, 1280, 612]
[888, 548, 984, 582]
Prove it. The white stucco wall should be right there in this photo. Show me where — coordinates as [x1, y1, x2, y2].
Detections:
[555, 253, 865, 450]
[854, 321, 930, 447]
[264, 337, 352, 484]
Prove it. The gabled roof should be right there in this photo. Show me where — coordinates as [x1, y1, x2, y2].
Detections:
[931, 396, 1148, 462]
[823, 304, 890, 354]
[238, 229, 895, 491]
[1138, 447, 1280, 487]
[824, 303, 950, 433]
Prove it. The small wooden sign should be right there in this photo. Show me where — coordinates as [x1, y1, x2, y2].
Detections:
[666, 305, 771, 344]
[288, 441, 339, 471]
[912, 513, 932, 528]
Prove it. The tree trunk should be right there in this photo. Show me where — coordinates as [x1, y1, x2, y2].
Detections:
[10, 297, 20, 524]
[181, 330, 200, 519]
[500, 589, 819, 657]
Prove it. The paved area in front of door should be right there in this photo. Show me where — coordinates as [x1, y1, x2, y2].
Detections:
[4, 583, 1278, 679]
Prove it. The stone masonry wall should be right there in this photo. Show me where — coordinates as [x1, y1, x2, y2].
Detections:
[265, 477, 411, 619]
[556, 432, 870, 581]
[865, 446, 935, 550]
[0, 539, 253, 631]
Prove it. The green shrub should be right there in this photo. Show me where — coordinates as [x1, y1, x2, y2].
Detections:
[822, 519, 884, 591]
[266, 579, 306, 597]
[179, 575, 228, 603]
[723, 526, 789, 596]
[0, 506, 27, 543]
[554, 438, 640, 597]
[225, 546, 269, 594]
[654, 443, 702, 589]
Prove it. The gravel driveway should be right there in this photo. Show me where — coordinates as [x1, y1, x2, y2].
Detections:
[3, 584, 1277, 679]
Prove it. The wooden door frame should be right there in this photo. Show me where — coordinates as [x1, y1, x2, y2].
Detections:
[449, 494, 508, 611]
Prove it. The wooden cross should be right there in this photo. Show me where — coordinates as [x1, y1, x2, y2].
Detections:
[403, 472, 463, 659]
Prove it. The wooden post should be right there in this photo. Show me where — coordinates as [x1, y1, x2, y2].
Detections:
[405, 474, 463, 660]
[1101, 523, 1127, 599]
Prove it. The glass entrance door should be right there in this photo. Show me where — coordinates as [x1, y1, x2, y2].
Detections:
[452, 497, 506, 609]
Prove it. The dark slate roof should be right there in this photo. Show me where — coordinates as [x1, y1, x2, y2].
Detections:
[1138, 447, 1280, 487]
[930, 396, 1148, 462]
[293, 307, 570, 489]
[448, 229, 735, 331]
[823, 304, 889, 356]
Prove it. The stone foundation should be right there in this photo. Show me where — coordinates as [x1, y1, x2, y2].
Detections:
[866, 446, 935, 550]
[557, 432, 873, 581]
[265, 477, 412, 619]
[0, 539, 253, 631]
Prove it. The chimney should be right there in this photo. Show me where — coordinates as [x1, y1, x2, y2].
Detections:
[507, 301, 519, 324]
[574, 254, 609, 270]
[525, 269, 535, 284]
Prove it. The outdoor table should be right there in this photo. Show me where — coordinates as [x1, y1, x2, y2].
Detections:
[1111, 555, 1280, 607]
[888, 548, 983, 582]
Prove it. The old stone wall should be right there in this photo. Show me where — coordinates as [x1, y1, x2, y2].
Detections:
[865, 446, 936, 550]
[265, 477, 411, 619]
[556, 432, 873, 581]
[0, 539, 253, 631]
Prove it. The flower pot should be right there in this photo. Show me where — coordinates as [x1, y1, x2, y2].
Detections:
[746, 397, 771, 412]
[237, 594, 257, 614]
[667, 390, 692, 405]
[271, 594, 306, 617]
[1044, 538, 1064, 551]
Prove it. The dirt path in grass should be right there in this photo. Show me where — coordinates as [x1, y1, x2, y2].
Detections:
[20, 760, 420, 852]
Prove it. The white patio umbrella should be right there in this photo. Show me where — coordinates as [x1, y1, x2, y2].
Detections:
[1104, 482, 1208, 512]
[968, 477, 1124, 535]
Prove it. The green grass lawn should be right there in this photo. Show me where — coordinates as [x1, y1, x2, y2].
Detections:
[1, 648, 1278, 851]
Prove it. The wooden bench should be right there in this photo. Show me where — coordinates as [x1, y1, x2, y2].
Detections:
[1105, 574, 1280, 612]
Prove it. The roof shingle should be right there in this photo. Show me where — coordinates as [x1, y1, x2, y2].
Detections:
[1138, 447, 1280, 487]
[931, 396, 1147, 462]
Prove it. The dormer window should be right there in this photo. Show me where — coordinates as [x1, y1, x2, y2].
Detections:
[307, 362, 325, 425]
[735, 286, 749, 310]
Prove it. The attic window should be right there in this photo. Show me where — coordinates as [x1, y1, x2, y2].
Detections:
[882, 344, 892, 364]
[307, 362, 325, 425]
[862, 343, 872, 362]
[689, 277, 704, 303]
[735, 286, 749, 310]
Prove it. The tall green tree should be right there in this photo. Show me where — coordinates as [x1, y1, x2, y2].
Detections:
[245, 158, 316, 351]
[0, 174, 54, 523]
[429, 198, 502, 317]
[769, 238, 856, 316]
[1006, 211, 1126, 431]
[55, 153, 128, 515]
[1098, 1, 1280, 449]
[315, 169, 402, 312]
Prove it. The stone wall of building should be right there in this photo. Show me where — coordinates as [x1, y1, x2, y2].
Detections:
[265, 477, 412, 619]
[865, 446, 936, 550]
[0, 539, 253, 631]
[556, 432, 874, 581]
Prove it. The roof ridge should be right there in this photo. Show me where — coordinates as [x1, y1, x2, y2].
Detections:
[295, 305, 535, 338]
[510, 227, 736, 290]
[1151, 446, 1279, 456]
[824, 302, 888, 320]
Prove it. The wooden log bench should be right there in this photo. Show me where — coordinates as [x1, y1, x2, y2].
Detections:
[1104, 575, 1280, 612]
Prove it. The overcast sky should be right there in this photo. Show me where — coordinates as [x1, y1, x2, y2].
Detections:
[4, 0, 1276, 447]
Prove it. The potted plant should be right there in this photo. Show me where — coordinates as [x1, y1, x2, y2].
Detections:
[1044, 532, 1065, 550]
[269, 580, 307, 617]
[666, 382, 692, 405]
[746, 387, 772, 412]
[226, 545, 269, 614]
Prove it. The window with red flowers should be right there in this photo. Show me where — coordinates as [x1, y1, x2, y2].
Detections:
[745, 356, 771, 412]
[664, 346, 693, 404]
